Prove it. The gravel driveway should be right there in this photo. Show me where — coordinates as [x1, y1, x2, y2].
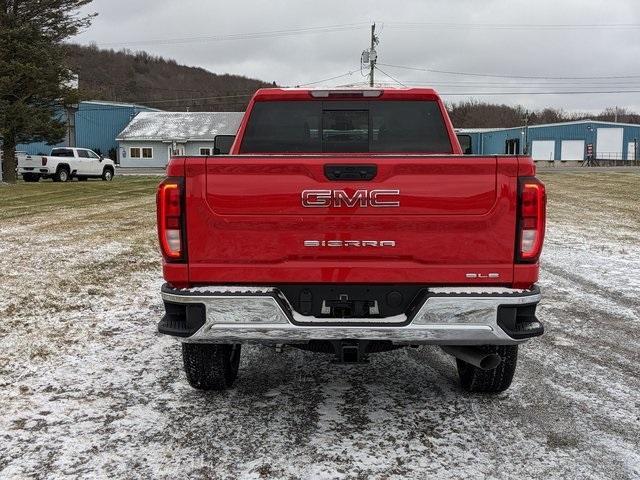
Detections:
[1, 173, 638, 479]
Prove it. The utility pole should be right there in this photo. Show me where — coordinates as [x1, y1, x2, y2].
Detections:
[362, 23, 379, 87]
[369, 23, 377, 86]
[523, 111, 530, 155]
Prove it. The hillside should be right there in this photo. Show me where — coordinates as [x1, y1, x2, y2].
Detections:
[448, 101, 640, 128]
[64, 44, 273, 112]
[64, 45, 639, 125]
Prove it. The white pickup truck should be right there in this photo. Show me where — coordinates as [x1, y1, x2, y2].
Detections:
[18, 147, 115, 182]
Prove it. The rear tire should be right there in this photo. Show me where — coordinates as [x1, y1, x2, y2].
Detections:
[456, 345, 518, 393]
[54, 167, 69, 183]
[22, 173, 40, 183]
[102, 168, 114, 181]
[182, 343, 241, 391]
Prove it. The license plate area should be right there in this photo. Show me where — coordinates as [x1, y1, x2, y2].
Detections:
[321, 295, 379, 318]
[278, 285, 426, 320]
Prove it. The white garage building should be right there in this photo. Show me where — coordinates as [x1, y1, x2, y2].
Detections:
[459, 120, 640, 165]
[116, 112, 244, 167]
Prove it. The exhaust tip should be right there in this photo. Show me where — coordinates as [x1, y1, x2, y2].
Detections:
[442, 346, 503, 371]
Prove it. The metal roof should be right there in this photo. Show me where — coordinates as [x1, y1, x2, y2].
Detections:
[459, 119, 640, 134]
[525, 119, 640, 129]
[116, 111, 244, 141]
[455, 128, 498, 133]
[81, 100, 161, 111]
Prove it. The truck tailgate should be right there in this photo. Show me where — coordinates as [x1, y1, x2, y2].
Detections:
[186, 155, 518, 284]
[18, 155, 41, 170]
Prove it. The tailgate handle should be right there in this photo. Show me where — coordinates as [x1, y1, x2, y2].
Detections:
[324, 164, 377, 181]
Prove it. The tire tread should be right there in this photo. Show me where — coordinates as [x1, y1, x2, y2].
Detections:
[54, 166, 69, 182]
[457, 345, 518, 393]
[181, 343, 240, 391]
[102, 167, 114, 181]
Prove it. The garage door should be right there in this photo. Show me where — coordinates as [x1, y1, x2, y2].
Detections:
[531, 140, 555, 161]
[560, 140, 585, 160]
[596, 128, 623, 160]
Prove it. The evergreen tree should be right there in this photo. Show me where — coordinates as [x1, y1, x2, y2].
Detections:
[0, 0, 94, 183]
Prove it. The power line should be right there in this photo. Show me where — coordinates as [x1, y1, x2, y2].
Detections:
[374, 65, 407, 87]
[295, 69, 360, 87]
[71, 93, 256, 112]
[69, 69, 363, 112]
[383, 80, 640, 86]
[131, 93, 253, 105]
[71, 83, 640, 113]
[342, 78, 640, 95]
[378, 62, 640, 80]
[373, 80, 640, 89]
[97, 20, 640, 49]
[100, 23, 368, 47]
[440, 90, 640, 96]
[384, 21, 640, 30]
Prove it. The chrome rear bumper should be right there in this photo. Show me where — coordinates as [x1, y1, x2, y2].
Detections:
[18, 167, 50, 174]
[159, 284, 542, 346]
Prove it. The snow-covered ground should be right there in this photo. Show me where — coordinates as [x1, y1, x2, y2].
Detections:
[1, 173, 639, 479]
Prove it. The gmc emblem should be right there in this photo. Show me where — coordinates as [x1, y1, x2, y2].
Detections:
[301, 189, 400, 208]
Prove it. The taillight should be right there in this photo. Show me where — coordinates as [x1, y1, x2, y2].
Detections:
[157, 178, 184, 261]
[42, 157, 47, 166]
[517, 177, 546, 262]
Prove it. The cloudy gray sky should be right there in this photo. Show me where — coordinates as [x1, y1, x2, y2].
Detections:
[73, 0, 640, 113]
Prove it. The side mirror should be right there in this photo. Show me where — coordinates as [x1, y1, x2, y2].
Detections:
[99, 156, 104, 162]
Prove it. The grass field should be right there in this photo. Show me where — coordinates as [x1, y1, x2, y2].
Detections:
[0, 173, 639, 479]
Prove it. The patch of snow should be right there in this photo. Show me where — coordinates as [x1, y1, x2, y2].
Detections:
[117, 112, 244, 141]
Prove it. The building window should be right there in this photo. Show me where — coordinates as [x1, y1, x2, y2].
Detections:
[215, 135, 235, 154]
[505, 138, 520, 155]
[129, 147, 153, 159]
[200, 147, 211, 156]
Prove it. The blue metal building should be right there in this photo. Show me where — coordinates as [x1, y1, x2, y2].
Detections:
[458, 120, 640, 164]
[17, 100, 159, 157]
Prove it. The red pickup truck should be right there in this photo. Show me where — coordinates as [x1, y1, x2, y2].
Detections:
[157, 88, 546, 393]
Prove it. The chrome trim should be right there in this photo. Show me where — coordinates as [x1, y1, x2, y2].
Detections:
[181, 324, 499, 345]
[300, 189, 400, 208]
[161, 291, 289, 325]
[411, 291, 541, 342]
[291, 311, 407, 325]
[160, 286, 541, 346]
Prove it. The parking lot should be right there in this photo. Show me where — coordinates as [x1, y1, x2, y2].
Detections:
[0, 172, 639, 479]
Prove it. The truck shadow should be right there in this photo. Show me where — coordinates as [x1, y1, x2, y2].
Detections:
[231, 344, 462, 399]
[161, 345, 526, 476]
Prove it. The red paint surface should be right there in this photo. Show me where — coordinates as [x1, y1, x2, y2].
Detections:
[159, 88, 544, 288]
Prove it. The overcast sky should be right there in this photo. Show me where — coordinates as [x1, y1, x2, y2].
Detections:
[73, 0, 640, 113]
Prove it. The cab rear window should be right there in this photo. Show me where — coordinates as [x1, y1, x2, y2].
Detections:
[50, 148, 74, 157]
[239, 100, 452, 154]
